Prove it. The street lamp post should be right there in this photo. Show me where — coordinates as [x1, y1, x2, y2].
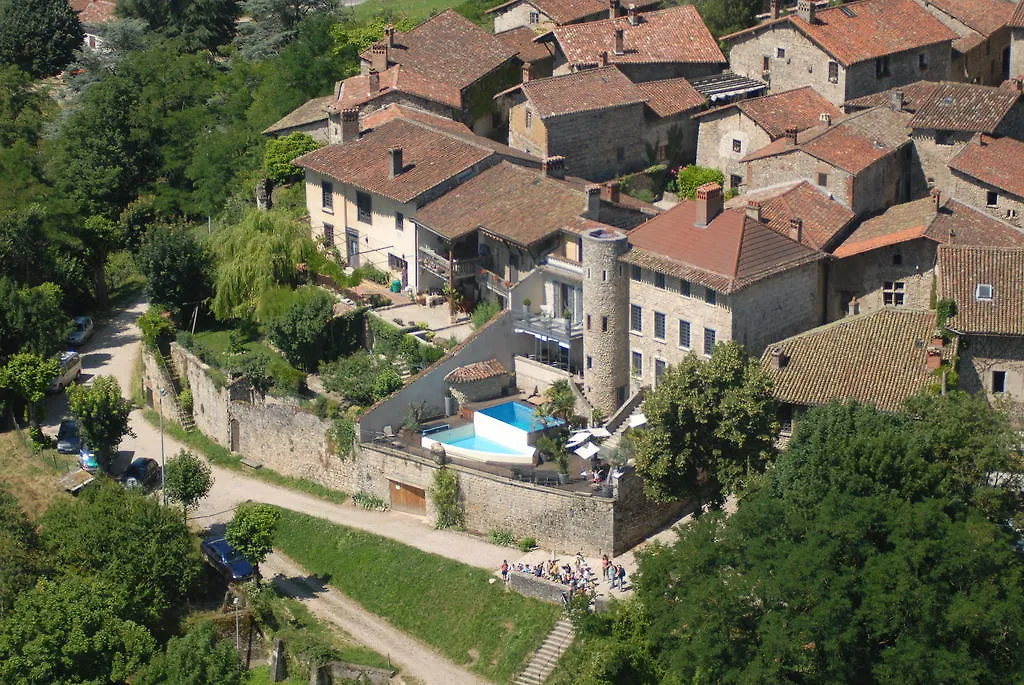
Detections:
[158, 387, 167, 505]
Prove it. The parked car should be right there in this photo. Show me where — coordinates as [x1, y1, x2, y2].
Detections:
[200, 537, 255, 582]
[78, 442, 98, 473]
[66, 316, 94, 346]
[56, 419, 81, 454]
[122, 457, 161, 490]
[48, 351, 82, 393]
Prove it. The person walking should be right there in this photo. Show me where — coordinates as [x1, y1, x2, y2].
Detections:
[500, 560, 509, 583]
[601, 554, 611, 582]
[617, 564, 627, 592]
[609, 563, 618, 589]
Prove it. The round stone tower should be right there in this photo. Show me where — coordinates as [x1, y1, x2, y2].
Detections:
[582, 227, 630, 416]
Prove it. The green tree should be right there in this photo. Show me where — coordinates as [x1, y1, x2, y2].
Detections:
[0, 353, 61, 428]
[117, 0, 241, 51]
[0, 575, 155, 684]
[234, 0, 341, 59]
[663, 0, 761, 37]
[226, 502, 281, 580]
[135, 621, 243, 685]
[633, 341, 776, 507]
[431, 466, 464, 530]
[264, 131, 322, 184]
[675, 165, 725, 199]
[40, 482, 202, 634]
[265, 285, 335, 371]
[78, 215, 122, 304]
[537, 379, 576, 425]
[0, 0, 84, 78]
[0, 485, 45, 615]
[137, 225, 214, 324]
[66, 375, 135, 473]
[0, 66, 50, 147]
[163, 449, 214, 513]
[319, 350, 399, 406]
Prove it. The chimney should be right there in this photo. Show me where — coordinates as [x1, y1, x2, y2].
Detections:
[368, 68, 380, 93]
[388, 147, 403, 179]
[608, 0, 620, 19]
[694, 182, 723, 227]
[797, 0, 815, 24]
[931, 188, 942, 212]
[614, 27, 624, 55]
[891, 89, 905, 112]
[819, 112, 832, 126]
[769, 0, 781, 19]
[926, 334, 943, 370]
[785, 126, 798, 144]
[627, 3, 639, 26]
[604, 180, 621, 203]
[599, 50, 610, 67]
[745, 200, 762, 222]
[340, 108, 360, 143]
[584, 184, 601, 219]
[371, 42, 388, 73]
[384, 24, 395, 47]
[769, 347, 787, 370]
[333, 79, 343, 101]
[542, 156, 565, 179]
[847, 296, 860, 316]
[789, 217, 803, 243]
[522, 62, 532, 82]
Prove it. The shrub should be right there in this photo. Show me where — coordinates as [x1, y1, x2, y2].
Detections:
[327, 415, 356, 458]
[177, 388, 193, 414]
[471, 300, 501, 329]
[105, 250, 141, 293]
[265, 286, 337, 371]
[264, 132, 322, 184]
[676, 166, 725, 199]
[138, 307, 175, 350]
[431, 466, 464, 530]
[320, 351, 401, 405]
[357, 263, 390, 285]
[352, 491, 386, 510]
[488, 529, 517, 547]
[517, 537, 536, 552]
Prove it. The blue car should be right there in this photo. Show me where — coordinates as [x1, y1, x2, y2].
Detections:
[79, 442, 98, 473]
[200, 537, 255, 582]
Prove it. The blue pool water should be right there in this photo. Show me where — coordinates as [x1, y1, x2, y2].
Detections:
[478, 401, 562, 431]
[445, 434, 524, 454]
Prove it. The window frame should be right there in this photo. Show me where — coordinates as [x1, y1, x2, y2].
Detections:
[680, 279, 691, 297]
[976, 283, 994, 301]
[395, 212, 404, 231]
[986, 190, 999, 207]
[704, 287, 717, 306]
[631, 264, 641, 281]
[356, 191, 372, 224]
[629, 304, 642, 333]
[993, 370, 1007, 393]
[882, 280, 906, 306]
[935, 130, 954, 146]
[653, 311, 666, 340]
[654, 272, 666, 289]
[827, 61, 839, 83]
[321, 181, 334, 212]
[732, 138, 742, 153]
[678, 319, 691, 349]
[323, 222, 334, 247]
[631, 350, 643, 377]
[703, 327, 716, 355]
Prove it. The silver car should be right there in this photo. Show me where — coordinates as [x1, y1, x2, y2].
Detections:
[67, 316, 94, 346]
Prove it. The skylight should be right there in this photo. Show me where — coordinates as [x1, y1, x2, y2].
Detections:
[976, 283, 993, 301]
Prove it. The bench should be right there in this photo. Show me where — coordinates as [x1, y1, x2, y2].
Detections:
[535, 472, 561, 487]
[510, 467, 535, 482]
[240, 458, 262, 470]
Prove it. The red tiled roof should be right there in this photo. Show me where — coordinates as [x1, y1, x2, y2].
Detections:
[486, 0, 606, 24]
[293, 118, 498, 203]
[444, 358, 509, 383]
[949, 135, 1024, 198]
[925, 0, 1016, 38]
[622, 201, 824, 293]
[762, 309, 949, 412]
[71, 0, 117, 23]
[335, 65, 463, 110]
[360, 104, 473, 134]
[635, 77, 705, 117]
[757, 181, 856, 250]
[413, 162, 589, 245]
[844, 81, 942, 113]
[495, 26, 554, 64]
[909, 82, 1020, 133]
[724, 0, 957, 66]
[734, 86, 842, 139]
[360, 10, 515, 92]
[550, 6, 725, 68]
[516, 66, 647, 118]
[832, 197, 937, 258]
[1010, 0, 1024, 28]
[926, 199, 1024, 246]
[940, 245, 1024, 335]
[263, 95, 333, 135]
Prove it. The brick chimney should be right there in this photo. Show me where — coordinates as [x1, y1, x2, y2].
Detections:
[769, 347, 787, 370]
[333, 79, 343, 101]
[608, 0, 621, 19]
[891, 89, 905, 112]
[785, 126, 798, 144]
[931, 187, 942, 212]
[384, 24, 395, 47]
[371, 43, 388, 73]
[584, 184, 602, 219]
[819, 112, 832, 126]
[599, 50, 610, 66]
[789, 217, 803, 243]
[797, 0, 816, 24]
[368, 68, 380, 93]
[604, 180, 621, 203]
[926, 333, 943, 370]
[627, 3, 639, 25]
[542, 156, 565, 179]
[769, 0, 781, 19]
[522, 62, 532, 82]
[614, 28, 624, 55]
[694, 182, 723, 227]
[745, 200, 762, 222]
[388, 147, 403, 179]
[340, 108, 360, 143]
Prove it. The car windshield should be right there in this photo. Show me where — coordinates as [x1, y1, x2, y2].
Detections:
[59, 423, 77, 437]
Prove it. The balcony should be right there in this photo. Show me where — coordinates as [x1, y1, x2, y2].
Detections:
[512, 311, 583, 343]
[544, 254, 583, 277]
[418, 246, 484, 281]
[481, 269, 511, 297]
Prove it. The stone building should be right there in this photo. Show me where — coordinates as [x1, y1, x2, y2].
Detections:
[495, 27, 557, 80]
[741, 105, 917, 218]
[1011, 1, 1024, 79]
[723, 0, 956, 106]
[603, 183, 827, 392]
[940, 245, 1024, 425]
[539, 5, 726, 82]
[694, 86, 841, 190]
[911, 0, 1016, 85]
[444, 359, 514, 404]
[581, 228, 630, 414]
[70, 0, 117, 51]
[741, 181, 856, 252]
[501, 65, 705, 180]
[949, 134, 1024, 227]
[486, 0, 656, 33]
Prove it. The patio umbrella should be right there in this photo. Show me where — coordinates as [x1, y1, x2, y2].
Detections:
[589, 427, 611, 438]
[628, 413, 647, 428]
[574, 443, 600, 459]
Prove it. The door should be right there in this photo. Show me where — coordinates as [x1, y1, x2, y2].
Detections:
[346, 229, 360, 267]
[229, 419, 240, 452]
[389, 480, 426, 515]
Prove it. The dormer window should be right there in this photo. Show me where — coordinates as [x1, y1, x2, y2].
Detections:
[976, 283, 993, 301]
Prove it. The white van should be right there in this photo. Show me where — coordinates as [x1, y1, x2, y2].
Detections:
[49, 351, 83, 393]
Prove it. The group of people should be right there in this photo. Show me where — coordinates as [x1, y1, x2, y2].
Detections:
[498, 552, 628, 597]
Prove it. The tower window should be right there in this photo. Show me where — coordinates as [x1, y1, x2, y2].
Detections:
[631, 350, 643, 376]
[602, 316, 608, 332]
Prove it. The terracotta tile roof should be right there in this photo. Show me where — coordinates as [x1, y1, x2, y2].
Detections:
[263, 95, 333, 135]
[635, 77, 705, 117]
[949, 135, 1024, 198]
[926, 199, 1024, 246]
[293, 118, 499, 203]
[335, 65, 463, 110]
[925, 0, 1016, 38]
[413, 162, 588, 245]
[939, 245, 1024, 335]
[732, 87, 842, 139]
[757, 181, 856, 250]
[844, 81, 942, 113]
[622, 202, 825, 293]
[515, 66, 647, 118]
[71, 0, 117, 23]
[724, 0, 957, 66]
[486, 0, 606, 24]
[550, 6, 725, 68]
[360, 104, 473, 134]
[909, 82, 1020, 132]
[495, 26, 554, 64]
[360, 10, 516, 91]
[444, 358, 509, 383]
[761, 309, 949, 412]
[1010, 0, 1024, 28]
[832, 197, 938, 258]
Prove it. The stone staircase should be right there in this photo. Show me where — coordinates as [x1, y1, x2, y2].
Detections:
[161, 354, 195, 432]
[514, 617, 575, 685]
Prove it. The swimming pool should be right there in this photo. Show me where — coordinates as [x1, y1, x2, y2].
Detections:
[478, 401, 563, 431]
[421, 400, 562, 464]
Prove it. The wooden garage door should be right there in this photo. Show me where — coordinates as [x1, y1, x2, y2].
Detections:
[389, 480, 426, 516]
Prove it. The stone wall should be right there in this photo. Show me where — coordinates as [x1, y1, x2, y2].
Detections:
[1011, 30, 1024, 84]
[141, 346, 182, 418]
[644, 114, 699, 169]
[515, 355, 573, 397]
[508, 98, 551, 160]
[612, 465, 689, 550]
[912, 129, 973, 194]
[541, 103, 649, 181]
[492, 1, 553, 33]
[827, 238, 937, 321]
[695, 107, 773, 188]
[950, 169, 1024, 228]
[449, 373, 512, 405]
[958, 334, 1024, 427]
[508, 572, 570, 604]
[732, 260, 824, 354]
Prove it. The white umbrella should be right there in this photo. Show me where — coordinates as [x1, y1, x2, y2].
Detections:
[589, 427, 611, 438]
[566, 431, 591, 447]
[574, 443, 600, 459]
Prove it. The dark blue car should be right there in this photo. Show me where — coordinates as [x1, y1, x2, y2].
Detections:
[200, 537, 254, 582]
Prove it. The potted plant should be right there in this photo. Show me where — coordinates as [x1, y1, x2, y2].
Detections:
[536, 435, 571, 484]
[522, 297, 531, 313]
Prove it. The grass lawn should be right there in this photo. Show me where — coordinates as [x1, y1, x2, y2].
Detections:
[348, 0, 461, 23]
[273, 509, 562, 683]
[0, 430, 78, 519]
[191, 328, 302, 394]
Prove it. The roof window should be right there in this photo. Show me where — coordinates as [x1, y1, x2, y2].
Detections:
[975, 283, 993, 301]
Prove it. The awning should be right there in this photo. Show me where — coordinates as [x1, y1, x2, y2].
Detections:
[628, 413, 647, 428]
[574, 443, 600, 459]
[589, 427, 611, 438]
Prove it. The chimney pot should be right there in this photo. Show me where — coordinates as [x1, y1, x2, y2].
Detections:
[522, 62, 531, 82]
[789, 217, 803, 243]
[891, 89, 905, 112]
[931, 188, 942, 211]
[745, 200, 762, 222]
[614, 27, 624, 55]
[340, 108, 360, 143]
[599, 50, 609, 66]
[797, 0, 816, 23]
[848, 296, 859, 316]
[769, 0, 781, 19]
[388, 147, 403, 179]
[584, 184, 602, 219]
[371, 42, 388, 74]
[769, 347, 787, 370]
[694, 182, 723, 227]
[368, 68, 380, 94]
[542, 156, 565, 179]
[608, 0, 620, 19]
[627, 4, 639, 25]
[333, 79, 343, 101]
[384, 24, 395, 47]
[606, 180, 621, 203]
[819, 112, 831, 126]
[785, 126, 798, 144]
